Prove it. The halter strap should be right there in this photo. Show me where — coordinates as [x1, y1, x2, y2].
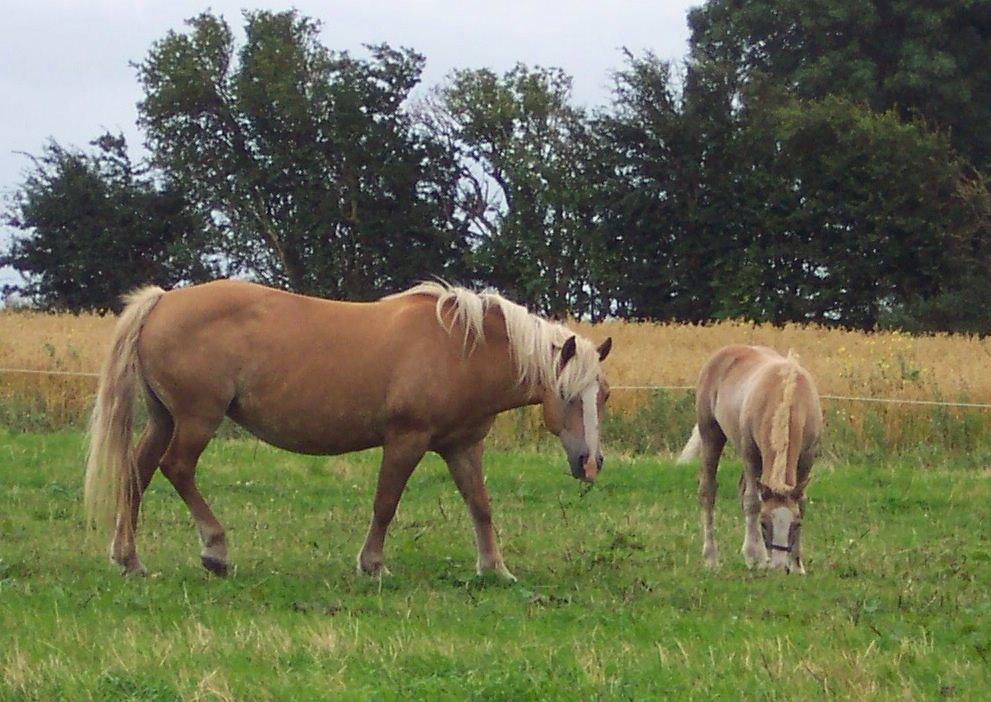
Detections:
[767, 542, 792, 553]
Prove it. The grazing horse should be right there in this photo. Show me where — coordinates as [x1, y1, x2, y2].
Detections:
[85, 280, 612, 580]
[677, 345, 822, 573]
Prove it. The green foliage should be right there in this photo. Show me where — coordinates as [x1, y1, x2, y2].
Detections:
[688, 0, 991, 171]
[137, 10, 469, 298]
[2, 432, 990, 699]
[426, 65, 605, 318]
[1, 134, 213, 312]
[595, 46, 991, 329]
[592, 52, 741, 321]
[721, 96, 991, 329]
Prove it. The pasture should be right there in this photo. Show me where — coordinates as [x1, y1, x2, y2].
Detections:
[2, 431, 990, 700]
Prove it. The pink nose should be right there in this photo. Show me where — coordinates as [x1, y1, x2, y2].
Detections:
[583, 457, 598, 482]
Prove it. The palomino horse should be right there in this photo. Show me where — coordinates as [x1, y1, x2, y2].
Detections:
[678, 345, 822, 573]
[85, 280, 611, 579]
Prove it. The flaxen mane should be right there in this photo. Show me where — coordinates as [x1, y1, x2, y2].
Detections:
[766, 349, 801, 494]
[386, 282, 600, 400]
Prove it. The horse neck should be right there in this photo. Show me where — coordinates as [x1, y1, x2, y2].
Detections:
[463, 314, 543, 416]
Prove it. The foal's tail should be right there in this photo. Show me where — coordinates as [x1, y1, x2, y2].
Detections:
[84, 286, 166, 533]
[766, 350, 802, 494]
[677, 424, 702, 464]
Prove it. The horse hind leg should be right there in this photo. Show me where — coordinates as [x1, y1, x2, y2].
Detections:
[111, 392, 174, 575]
[159, 412, 228, 576]
[697, 426, 725, 569]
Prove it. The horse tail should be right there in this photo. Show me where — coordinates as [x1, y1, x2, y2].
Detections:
[677, 424, 702, 464]
[84, 286, 166, 533]
[766, 349, 802, 494]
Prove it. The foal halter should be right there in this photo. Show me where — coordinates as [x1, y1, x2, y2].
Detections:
[766, 542, 792, 553]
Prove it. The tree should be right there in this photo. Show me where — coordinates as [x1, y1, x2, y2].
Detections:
[688, 0, 991, 171]
[719, 96, 991, 329]
[137, 10, 469, 299]
[592, 52, 741, 322]
[424, 65, 605, 319]
[1, 133, 212, 313]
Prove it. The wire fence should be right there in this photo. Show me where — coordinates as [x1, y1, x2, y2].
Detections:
[5, 366, 991, 410]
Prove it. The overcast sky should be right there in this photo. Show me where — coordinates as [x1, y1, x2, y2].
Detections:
[0, 0, 698, 286]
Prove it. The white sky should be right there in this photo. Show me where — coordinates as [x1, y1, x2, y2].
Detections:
[0, 1, 698, 287]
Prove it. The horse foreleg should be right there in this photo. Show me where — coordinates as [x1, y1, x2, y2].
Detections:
[357, 433, 429, 577]
[443, 441, 515, 582]
[697, 432, 724, 569]
[740, 449, 768, 568]
[790, 450, 815, 575]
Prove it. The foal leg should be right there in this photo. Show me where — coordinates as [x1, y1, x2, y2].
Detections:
[159, 414, 228, 576]
[111, 399, 174, 575]
[790, 450, 815, 575]
[442, 441, 515, 582]
[697, 426, 725, 569]
[357, 432, 429, 577]
[740, 447, 768, 568]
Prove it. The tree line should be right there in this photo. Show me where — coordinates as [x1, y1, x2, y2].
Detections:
[3, 4, 990, 332]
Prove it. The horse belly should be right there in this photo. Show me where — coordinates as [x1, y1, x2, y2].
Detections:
[227, 392, 386, 455]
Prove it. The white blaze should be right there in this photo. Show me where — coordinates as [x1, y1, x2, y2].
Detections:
[581, 384, 600, 459]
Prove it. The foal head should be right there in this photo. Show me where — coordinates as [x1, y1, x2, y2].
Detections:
[541, 336, 612, 482]
[759, 485, 803, 572]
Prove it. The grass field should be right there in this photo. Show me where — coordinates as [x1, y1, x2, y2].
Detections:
[2, 431, 990, 700]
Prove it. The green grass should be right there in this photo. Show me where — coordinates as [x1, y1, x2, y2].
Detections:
[1, 431, 990, 700]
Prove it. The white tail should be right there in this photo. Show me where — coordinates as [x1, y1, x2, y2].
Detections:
[677, 424, 702, 464]
[84, 286, 166, 533]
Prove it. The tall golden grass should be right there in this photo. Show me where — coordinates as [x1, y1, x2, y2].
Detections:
[3, 310, 991, 452]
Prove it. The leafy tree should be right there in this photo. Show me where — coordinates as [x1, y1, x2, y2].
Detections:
[720, 96, 991, 329]
[688, 0, 991, 170]
[424, 65, 605, 318]
[592, 52, 741, 321]
[137, 10, 469, 299]
[1, 133, 212, 313]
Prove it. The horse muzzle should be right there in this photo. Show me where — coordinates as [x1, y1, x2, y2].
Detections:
[571, 453, 603, 482]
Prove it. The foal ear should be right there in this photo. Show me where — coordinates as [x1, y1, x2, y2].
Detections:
[597, 337, 612, 362]
[559, 335, 578, 372]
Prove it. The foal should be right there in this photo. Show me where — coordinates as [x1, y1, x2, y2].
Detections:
[678, 345, 823, 573]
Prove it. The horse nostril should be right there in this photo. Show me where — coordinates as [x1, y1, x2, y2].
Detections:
[578, 453, 589, 468]
[596, 454, 604, 470]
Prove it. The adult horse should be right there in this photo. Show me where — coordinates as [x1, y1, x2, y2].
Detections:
[678, 345, 822, 574]
[85, 280, 612, 580]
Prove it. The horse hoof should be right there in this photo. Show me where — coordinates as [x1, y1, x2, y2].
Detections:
[481, 563, 517, 583]
[201, 556, 229, 577]
[357, 557, 391, 578]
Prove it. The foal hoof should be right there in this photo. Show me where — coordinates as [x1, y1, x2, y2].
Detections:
[113, 556, 147, 577]
[201, 556, 229, 577]
[119, 563, 147, 577]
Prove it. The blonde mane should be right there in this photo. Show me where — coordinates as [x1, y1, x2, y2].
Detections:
[767, 349, 801, 494]
[385, 282, 601, 400]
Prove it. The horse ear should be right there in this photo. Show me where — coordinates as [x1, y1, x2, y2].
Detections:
[559, 335, 578, 372]
[597, 337, 612, 362]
